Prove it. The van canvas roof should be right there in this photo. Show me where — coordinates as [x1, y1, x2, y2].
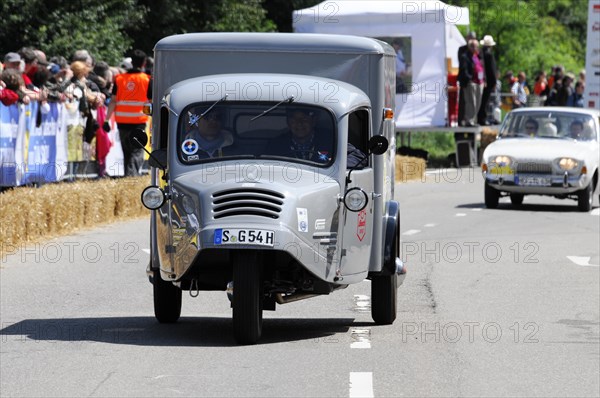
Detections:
[155, 32, 395, 56]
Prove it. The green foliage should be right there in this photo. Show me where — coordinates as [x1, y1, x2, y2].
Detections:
[448, 0, 587, 77]
[209, 0, 277, 32]
[0, 0, 144, 65]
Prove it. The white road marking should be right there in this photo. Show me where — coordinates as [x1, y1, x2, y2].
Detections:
[353, 295, 371, 313]
[142, 249, 151, 254]
[567, 256, 600, 267]
[424, 223, 437, 227]
[349, 372, 374, 398]
[350, 328, 372, 349]
[402, 229, 421, 236]
[471, 208, 482, 212]
[591, 208, 599, 216]
[455, 213, 467, 217]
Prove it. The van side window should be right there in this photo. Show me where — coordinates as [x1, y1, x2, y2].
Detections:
[159, 107, 169, 149]
[348, 109, 369, 154]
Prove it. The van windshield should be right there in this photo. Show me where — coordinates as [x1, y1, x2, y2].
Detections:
[178, 102, 336, 166]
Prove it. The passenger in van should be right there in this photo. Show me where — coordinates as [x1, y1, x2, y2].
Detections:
[183, 109, 236, 159]
[267, 108, 365, 168]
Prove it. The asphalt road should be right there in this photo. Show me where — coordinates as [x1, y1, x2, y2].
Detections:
[1, 169, 598, 397]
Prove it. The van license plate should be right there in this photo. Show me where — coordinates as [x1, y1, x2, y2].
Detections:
[214, 228, 275, 247]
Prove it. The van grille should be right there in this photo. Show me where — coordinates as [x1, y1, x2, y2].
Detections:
[516, 161, 552, 174]
[212, 188, 284, 219]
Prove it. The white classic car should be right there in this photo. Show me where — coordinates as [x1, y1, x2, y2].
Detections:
[481, 107, 599, 211]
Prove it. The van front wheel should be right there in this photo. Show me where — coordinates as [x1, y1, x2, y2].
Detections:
[232, 253, 263, 345]
[371, 273, 397, 325]
[153, 270, 182, 323]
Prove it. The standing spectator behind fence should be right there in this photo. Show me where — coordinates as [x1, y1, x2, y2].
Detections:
[567, 81, 584, 108]
[556, 73, 574, 106]
[458, 39, 484, 127]
[105, 50, 150, 177]
[510, 71, 527, 109]
[457, 31, 477, 126]
[477, 35, 497, 126]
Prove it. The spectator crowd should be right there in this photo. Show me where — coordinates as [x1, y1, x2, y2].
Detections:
[457, 32, 586, 128]
[0, 46, 153, 177]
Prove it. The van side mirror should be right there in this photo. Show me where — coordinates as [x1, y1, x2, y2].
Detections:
[131, 128, 167, 170]
[368, 135, 389, 155]
[346, 135, 389, 185]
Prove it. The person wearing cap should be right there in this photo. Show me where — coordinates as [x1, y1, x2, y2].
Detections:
[3, 52, 22, 71]
[477, 35, 497, 126]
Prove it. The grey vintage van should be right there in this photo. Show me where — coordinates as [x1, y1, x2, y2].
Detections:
[140, 33, 405, 344]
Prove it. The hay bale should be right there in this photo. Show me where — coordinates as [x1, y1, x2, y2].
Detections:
[0, 175, 150, 256]
[480, 127, 499, 154]
[395, 155, 426, 182]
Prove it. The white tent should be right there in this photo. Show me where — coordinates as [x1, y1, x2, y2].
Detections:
[293, 0, 470, 128]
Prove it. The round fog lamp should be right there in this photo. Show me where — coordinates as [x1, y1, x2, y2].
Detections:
[141, 186, 166, 210]
[343, 187, 369, 212]
[181, 195, 195, 214]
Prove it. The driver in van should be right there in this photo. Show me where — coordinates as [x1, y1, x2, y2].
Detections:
[267, 108, 365, 168]
[183, 108, 236, 159]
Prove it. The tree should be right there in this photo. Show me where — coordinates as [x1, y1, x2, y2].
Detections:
[447, 0, 586, 78]
[0, 0, 144, 65]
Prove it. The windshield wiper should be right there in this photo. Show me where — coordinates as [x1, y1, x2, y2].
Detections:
[199, 94, 228, 120]
[250, 96, 295, 122]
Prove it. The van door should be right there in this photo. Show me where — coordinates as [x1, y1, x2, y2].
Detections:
[339, 109, 374, 278]
[154, 106, 175, 275]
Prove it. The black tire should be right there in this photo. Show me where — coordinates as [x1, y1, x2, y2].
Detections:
[485, 183, 500, 208]
[372, 218, 399, 325]
[232, 252, 263, 345]
[510, 193, 524, 206]
[577, 183, 593, 212]
[153, 270, 182, 323]
[371, 274, 398, 325]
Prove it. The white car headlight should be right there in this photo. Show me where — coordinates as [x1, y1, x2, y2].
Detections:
[493, 155, 512, 166]
[557, 157, 578, 171]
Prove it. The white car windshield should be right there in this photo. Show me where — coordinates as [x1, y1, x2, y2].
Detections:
[499, 111, 597, 141]
[178, 102, 336, 166]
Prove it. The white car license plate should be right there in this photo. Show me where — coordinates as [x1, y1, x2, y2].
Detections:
[518, 176, 551, 186]
[214, 228, 274, 247]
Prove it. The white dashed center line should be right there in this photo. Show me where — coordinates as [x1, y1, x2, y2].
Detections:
[353, 295, 371, 313]
[350, 328, 372, 349]
[402, 229, 421, 236]
[567, 256, 600, 267]
[455, 213, 467, 217]
[424, 223, 437, 227]
[349, 372, 374, 398]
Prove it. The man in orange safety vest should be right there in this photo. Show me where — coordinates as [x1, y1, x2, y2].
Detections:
[105, 49, 150, 176]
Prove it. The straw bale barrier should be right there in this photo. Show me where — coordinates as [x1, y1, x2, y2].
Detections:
[395, 155, 426, 182]
[1, 176, 150, 254]
[1, 156, 424, 255]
